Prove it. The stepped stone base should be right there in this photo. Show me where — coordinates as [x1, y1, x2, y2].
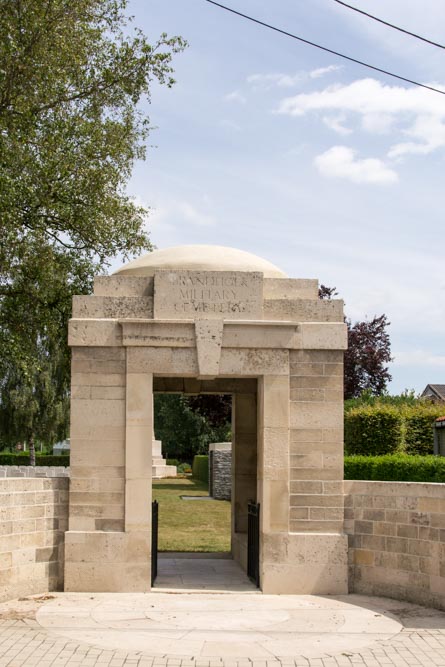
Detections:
[152, 439, 177, 479]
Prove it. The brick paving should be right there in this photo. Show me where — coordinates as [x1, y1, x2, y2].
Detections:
[1, 604, 445, 667]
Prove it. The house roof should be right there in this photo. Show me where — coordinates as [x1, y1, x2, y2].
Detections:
[422, 384, 445, 400]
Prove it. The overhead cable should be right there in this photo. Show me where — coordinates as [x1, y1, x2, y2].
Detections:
[204, 0, 445, 96]
[333, 0, 445, 51]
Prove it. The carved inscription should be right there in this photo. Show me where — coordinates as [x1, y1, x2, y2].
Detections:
[154, 270, 263, 320]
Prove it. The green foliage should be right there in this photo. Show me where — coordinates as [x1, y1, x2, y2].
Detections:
[344, 405, 403, 455]
[344, 393, 445, 456]
[344, 453, 445, 483]
[345, 389, 419, 411]
[154, 394, 231, 461]
[0, 453, 69, 466]
[166, 459, 181, 468]
[192, 455, 209, 484]
[405, 404, 445, 455]
[0, 0, 186, 446]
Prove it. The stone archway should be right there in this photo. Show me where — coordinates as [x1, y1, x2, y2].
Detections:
[65, 245, 348, 594]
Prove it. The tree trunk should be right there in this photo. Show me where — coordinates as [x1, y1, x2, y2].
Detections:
[29, 434, 36, 467]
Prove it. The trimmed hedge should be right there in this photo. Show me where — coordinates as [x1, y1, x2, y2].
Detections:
[344, 406, 402, 455]
[0, 453, 70, 467]
[404, 405, 444, 455]
[192, 455, 209, 484]
[345, 402, 445, 456]
[345, 453, 445, 483]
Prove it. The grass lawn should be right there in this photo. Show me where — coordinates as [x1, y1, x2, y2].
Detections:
[152, 477, 231, 552]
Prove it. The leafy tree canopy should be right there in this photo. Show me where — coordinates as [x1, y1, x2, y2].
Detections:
[0, 0, 186, 449]
[319, 285, 392, 399]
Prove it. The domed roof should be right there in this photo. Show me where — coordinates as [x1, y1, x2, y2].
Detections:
[113, 245, 287, 279]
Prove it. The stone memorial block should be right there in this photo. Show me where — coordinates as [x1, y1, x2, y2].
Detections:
[153, 270, 263, 320]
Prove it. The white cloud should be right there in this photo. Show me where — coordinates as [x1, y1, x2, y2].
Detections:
[389, 114, 445, 157]
[314, 146, 398, 184]
[278, 78, 445, 158]
[309, 65, 342, 79]
[322, 114, 352, 135]
[246, 65, 341, 90]
[224, 90, 246, 104]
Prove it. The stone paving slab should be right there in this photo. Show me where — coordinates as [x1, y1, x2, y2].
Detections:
[0, 592, 445, 666]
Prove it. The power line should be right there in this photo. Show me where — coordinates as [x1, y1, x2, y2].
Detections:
[204, 0, 445, 96]
[333, 0, 445, 51]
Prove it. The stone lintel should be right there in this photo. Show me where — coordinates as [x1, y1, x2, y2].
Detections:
[153, 377, 257, 394]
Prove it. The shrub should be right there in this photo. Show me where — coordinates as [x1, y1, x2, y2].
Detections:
[344, 405, 402, 455]
[344, 453, 445, 483]
[0, 453, 70, 466]
[166, 459, 181, 468]
[404, 404, 445, 455]
[192, 455, 209, 483]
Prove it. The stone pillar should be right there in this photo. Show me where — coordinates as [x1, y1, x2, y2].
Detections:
[232, 392, 257, 571]
[283, 347, 348, 594]
[209, 442, 232, 500]
[65, 346, 127, 591]
[64, 348, 153, 592]
[257, 374, 290, 592]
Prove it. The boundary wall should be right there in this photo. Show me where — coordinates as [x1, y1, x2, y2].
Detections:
[0, 466, 70, 478]
[3, 474, 445, 607]
[0, 477, 68, 602]
[345, 480, 445, 609]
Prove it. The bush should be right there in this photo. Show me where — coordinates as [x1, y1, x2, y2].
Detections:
[166, 459, 181, 468]
[0, 453, 70, 466]
[192, 455, 209, 484]
[344, 405, 403, 455]
[404, 404, 445, 455]
[344, 453, 445, 483]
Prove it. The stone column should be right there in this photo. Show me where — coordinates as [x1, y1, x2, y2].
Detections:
[257, 374, 290, 592]
[65, 346, 127, 591]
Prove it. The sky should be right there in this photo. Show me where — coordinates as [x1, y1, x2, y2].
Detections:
[118, 0, 445, 395]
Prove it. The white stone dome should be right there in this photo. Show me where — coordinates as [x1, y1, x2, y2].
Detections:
[114, 245, 287, 279]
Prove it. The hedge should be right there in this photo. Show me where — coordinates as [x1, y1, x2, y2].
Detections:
[0, 453, 70, 467]
[192, 455, 209, 484]
[344, 405, 402, 455]
[404, 404, 444, 455]
[345, 402, 445, 456]
[344, 453, 445, 483]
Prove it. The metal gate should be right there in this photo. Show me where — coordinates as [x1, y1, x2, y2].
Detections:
[247, 501, 260, 587]
[151, 500, 158, 586]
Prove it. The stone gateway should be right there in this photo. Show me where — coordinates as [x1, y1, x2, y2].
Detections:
[66, 244, 348, 594]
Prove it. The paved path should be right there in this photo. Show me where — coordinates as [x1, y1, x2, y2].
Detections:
[1, 557, 445, 667]
[1, 590, 445, 667]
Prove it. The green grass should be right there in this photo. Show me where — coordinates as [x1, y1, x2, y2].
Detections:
[152, 477, 231, 552]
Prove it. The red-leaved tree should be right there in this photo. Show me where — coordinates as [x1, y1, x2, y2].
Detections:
[319, 286, 392, 399]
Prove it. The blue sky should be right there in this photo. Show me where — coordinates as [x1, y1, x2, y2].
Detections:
[119, 0, 445, 395]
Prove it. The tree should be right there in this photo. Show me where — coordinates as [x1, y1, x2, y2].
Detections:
[0, 0, 186, 450]
[344, 315, 392, 399]
[319, 285, 392, 399]
[154, 395, 231, 462]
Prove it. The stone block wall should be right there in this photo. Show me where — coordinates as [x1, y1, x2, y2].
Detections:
[0, 477, 68, 602]
[289, 349, 344, 533]
[346, 480, 445, 610]
[0, 466, 69, 478]
[209, 443, 232, 500]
